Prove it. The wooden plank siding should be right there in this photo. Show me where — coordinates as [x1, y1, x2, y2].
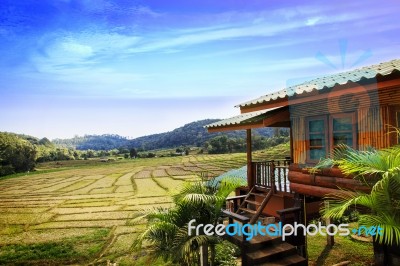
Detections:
[291, 116, 307, 165]
[290, 86, 400, 164]
[357, 105, 395, 150]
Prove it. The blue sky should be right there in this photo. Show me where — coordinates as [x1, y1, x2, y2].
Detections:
[0, 0, 399, 139]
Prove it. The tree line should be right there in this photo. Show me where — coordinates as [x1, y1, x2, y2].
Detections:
[0, 125, 288, 177]
[0, 133, 133, 177]
[205, 129, 289, 154]
[53, 119, 276, 151]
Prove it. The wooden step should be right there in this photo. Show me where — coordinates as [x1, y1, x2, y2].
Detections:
[228, 234, 281, 249]
[254, 186, 271, 193]
[246, 242, 296, 265]
[239, 207, 257, 215]
[255, 254, 307, 266]
[245, 199, 261, 206]
[250, 192, 267, 197]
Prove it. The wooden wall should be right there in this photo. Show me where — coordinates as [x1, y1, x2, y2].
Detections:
[357, 106, 391, 150]
[291, 116, 307, 164]
[290, 86, 400, 164]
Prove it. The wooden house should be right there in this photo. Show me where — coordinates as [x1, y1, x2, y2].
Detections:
[205, 59, 400, 265]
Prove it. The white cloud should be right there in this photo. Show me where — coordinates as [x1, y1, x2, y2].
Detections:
[306, 17, 322, 26]
[123, 5, 391, 55]
[31, 32, 141, 71]
[135, 6, 162, 17]
[61, 41, 93, 57]
[25, 2, 400, 95]
[127, 21, 301, 54]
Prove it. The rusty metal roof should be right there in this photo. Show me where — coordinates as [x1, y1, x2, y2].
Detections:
[238, 58, 400, 107]
[205, 106, 284, 129]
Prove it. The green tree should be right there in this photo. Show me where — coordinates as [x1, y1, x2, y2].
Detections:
[38, 137, 52, 146]
[0, 132, 36, 176]
[109, 149, 119, 156]
[86, 150, 95, 158]
[208, 136, 228, 154]
[316, 144, 400, 265]
[73, 151, 80, 160]
[129, 148, 138, 158]
[135, 177, 245, 265]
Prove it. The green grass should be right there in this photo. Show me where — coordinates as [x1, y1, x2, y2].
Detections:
[0, 228, 109, 265]
[116, 255, 177, 266]
[0, 225, 24, 235]
[0, 146, 292, 265]
[307, 233, 374, 266]
[0, 168, 67, 181]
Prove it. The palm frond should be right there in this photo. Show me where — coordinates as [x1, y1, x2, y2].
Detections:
[322, 191, 368, 219]
[359, 213, 400, 246]
[321, 140, 400, 247]
[136, 174, 242, 263]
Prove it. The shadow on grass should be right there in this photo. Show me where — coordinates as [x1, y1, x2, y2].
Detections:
[315, 245, 332, 266]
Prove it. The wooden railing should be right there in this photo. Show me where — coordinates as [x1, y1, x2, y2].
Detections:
[252, 159, 291, 193]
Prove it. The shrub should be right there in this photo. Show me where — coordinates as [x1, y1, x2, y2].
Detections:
[214, 241, 240, 266]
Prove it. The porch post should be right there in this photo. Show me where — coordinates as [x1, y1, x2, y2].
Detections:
[289, 127, 294, 161]
[200, 244, 209, 266]
[246, 129, 254, 188]
[324, 201, 335, 246]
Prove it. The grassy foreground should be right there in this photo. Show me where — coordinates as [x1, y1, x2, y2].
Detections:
[308, 233, 374, 266]
[0, 143, 374, 265]
[0, 150, 253, 265]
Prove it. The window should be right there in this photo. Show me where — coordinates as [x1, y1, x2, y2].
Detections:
[331, 114, 356, 148]
[306, 113, 356, 162]
[306, 116, 328, 161]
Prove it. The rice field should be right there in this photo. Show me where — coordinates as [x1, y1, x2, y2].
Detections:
[0, 152, 249, 265]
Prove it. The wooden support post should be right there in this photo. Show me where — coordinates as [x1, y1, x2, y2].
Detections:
[325, 201, 335, 246]
[289, 126, 294, 161]
[200, 244, 209, 266]
[299, 194, 307, 258]
[246, 129, 254, 188]
[270, 160, 276, 194]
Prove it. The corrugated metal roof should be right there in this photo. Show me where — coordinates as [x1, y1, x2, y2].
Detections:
[205, 107, 282, 128]
[238, 58, 400, 107]
[205, 106, 284, 128]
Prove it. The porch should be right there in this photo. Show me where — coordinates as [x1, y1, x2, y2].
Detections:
[221, 159, 306, 266]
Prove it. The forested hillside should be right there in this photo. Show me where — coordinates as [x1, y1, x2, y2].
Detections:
[129, 119, 275, 150]
[0, 119, 288, 176]
[53, 134, 130, 150]
[53, 119, 276, 151]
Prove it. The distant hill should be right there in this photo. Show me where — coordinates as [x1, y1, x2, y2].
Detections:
[53, 134, 130, 150]
[53, 119, 275, 151]
[129, 119, 274, 150]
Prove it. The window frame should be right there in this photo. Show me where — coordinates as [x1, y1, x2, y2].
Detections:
[305, 115, 328, 163]
[329, 113, 357, 150]
[306, 112, 357, 163]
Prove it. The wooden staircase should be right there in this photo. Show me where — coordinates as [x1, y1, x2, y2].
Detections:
[227, 232, 307, 266]
[236, 187, 273, 224]
[222, 187, 307, 266]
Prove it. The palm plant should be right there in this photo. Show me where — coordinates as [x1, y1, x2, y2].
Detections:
[134, 176, 245, 265]
[315, 143, 400, 264]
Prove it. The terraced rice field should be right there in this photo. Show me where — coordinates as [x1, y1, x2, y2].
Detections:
[0, 153, 248, 265]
